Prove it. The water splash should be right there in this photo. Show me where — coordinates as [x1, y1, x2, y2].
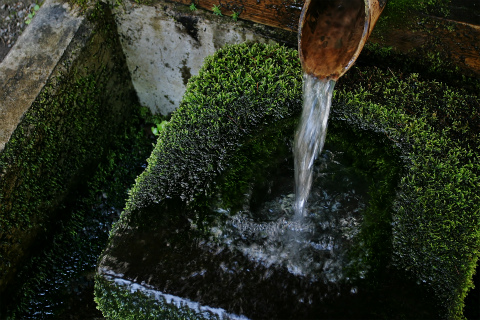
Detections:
[210, 148, 367, 283]
[294, 73, 336, 217]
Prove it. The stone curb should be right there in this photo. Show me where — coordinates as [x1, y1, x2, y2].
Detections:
[0, 0, 83, 151]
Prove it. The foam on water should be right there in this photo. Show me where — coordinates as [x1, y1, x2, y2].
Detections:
[207, 73, 370, 286]
[294, 73, 336, 217]
[211, 149, 367, 283]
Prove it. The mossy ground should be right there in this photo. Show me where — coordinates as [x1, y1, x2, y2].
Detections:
[118, 42, 302, 217]
[95, 275, 217, 320]
[0, 2, 156, 317]
[96, 42, 479, 319]
[6, 111, 155, 318]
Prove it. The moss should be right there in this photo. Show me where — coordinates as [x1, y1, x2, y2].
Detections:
[212, 117, 296, 214]
[382, 0, 451, 19]
[65, 0, 94, 11]
[367, 0, 480, 83]
[215, 116, 403, 306]
[97, 43, 478, 319]
[336, 67, 479, 319]
[374, 0, 451, 37]
[325, 126, 401, 279]
[96, 42, 303, 318]
[363, 40, 480, 93]
[94, 274, 220, 319]
[116, 42, 302, 221]
[6, 111, 154, 318]
[0, 1, 139, 315]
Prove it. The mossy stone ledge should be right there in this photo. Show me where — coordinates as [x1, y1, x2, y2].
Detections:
[95, 43, 479, 319]
[335, 66, 480, 319]
[0, 1, 140, 314]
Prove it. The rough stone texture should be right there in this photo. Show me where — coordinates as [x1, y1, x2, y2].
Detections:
[0, 0, 38, 62]
[112, 0, 296, 115]
[0, 0, 84, 152]
[0, 0, 139, 312]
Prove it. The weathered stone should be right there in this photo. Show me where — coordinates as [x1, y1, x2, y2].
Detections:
[111, 0, 296, 115]
[0, 0, 83, 152]
[0, 0, 139, 313]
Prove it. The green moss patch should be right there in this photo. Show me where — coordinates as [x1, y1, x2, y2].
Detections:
[118, 42, 302, 219]
[0, 2, 141, 315]
[95, 274, 220, 320]
[336, 67, 480, 319]
[383, 0, 451, 18]
[6, 113, 154, 318]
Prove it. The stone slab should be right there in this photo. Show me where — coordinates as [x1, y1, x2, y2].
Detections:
[0, 1, 140, 312]
[0, 0, 84, 152]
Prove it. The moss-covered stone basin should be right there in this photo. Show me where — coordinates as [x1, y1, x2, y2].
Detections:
[95, 43, 479, 319]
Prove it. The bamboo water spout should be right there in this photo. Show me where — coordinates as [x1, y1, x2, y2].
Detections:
[299, 0, 387, 80]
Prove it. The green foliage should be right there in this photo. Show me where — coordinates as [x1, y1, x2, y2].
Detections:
[151, 120, 169, 136]
[7, 115, 154, 318]
[25, 3, 41, 25]
[362, 42, 480, 95]
[118, 42, 301, 220]
[383, 0, 451, 18]
[212, 4, 222, 16]
[214, 118, 296, 214]
[0, 2, 140, 316]
[231, 11, 239, 21]
[336, 66, 479, 319]
[96, 48, 303, 320]
[373, 0, 452, 49]
[189, 3, 197, 11]
[326, 126, 400, 279]
[139, 106, 169, 136]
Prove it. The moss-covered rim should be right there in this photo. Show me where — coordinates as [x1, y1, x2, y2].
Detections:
[98, 42, 478, 319]
[335, 66, 479, 319]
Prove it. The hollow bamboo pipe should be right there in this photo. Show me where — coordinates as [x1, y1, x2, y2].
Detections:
[299, 0, 387, 80]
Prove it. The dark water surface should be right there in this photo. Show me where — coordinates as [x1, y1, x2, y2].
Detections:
[99, 126, 442, 319]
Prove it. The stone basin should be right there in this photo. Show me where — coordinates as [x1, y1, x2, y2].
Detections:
[95, 43, 479, 319]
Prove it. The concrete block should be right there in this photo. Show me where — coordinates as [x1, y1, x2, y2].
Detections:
[112, 0, 295, 115]
[0, 0, 84, 152]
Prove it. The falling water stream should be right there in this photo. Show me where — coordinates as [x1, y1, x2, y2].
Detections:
[294, 73, 336, 217]
[208, 73, 367, 286]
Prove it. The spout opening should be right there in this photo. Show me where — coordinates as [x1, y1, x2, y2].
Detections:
[299, 0, 369, 79]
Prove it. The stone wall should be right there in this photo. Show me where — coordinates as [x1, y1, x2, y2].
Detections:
[111, 0, 296, 115]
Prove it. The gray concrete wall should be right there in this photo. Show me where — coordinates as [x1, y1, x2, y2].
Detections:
[112, 0, 296, 115]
